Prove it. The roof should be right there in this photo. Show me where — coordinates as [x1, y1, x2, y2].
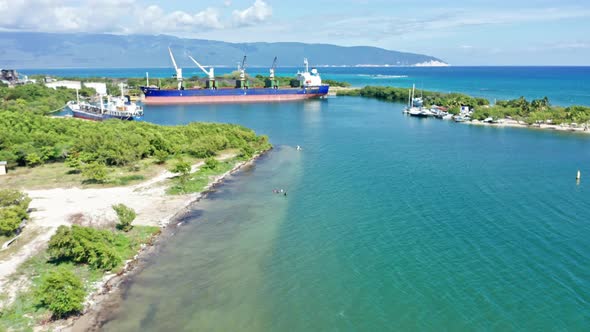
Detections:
[0, 161, 7, 165]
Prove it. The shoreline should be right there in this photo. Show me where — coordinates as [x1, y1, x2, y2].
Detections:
[0, 149, 270, 331]
[65, 150, 270, 332]
[464, 118, 590, 135]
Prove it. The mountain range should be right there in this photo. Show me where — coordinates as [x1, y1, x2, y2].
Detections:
[0, 32, 447, 68]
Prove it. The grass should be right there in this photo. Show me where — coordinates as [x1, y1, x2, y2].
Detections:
[166, 159, 237, 195]
[0, 149, 241, 191]
[0, 159, 163, 190]
[0, 226, 159, 331]
[0, 228, 42, 262]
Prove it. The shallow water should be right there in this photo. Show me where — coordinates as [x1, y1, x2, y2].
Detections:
[103, 97, 590, 331]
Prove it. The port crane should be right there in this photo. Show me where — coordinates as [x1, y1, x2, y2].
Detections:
[168, 47, 183, 90]
[188, 55, 216, 89]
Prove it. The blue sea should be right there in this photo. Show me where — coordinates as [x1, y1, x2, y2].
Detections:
[60, 94, 590, 331]
[21, 66, 590, 106]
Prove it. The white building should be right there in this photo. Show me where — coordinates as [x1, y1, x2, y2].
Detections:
[45, 80, 82, 90]
[83, 82, 107, 95]
[44, 81, 107, 95]
[0, 161, 7, 175]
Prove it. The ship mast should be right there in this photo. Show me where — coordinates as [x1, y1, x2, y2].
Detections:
[168, 47, 183, 90]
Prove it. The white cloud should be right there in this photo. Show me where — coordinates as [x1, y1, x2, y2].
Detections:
[232, 0, 272, 27]
[0, 0, 227, 34]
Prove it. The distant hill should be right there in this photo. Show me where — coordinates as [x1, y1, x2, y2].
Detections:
[0, 32, 447, 68]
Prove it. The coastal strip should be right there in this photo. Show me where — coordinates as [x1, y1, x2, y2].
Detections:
[0, 148, 271, 331]
[66, 148, 271, 332]
[337, 86, 590, 135]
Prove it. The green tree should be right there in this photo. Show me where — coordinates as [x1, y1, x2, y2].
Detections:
[112, 204, 136, 232]
[35, 267, 85, 318]
[82, 162, 108, 183]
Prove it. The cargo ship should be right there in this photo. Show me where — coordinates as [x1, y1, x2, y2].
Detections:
[67, 84, 143, 121]
[140, 49, 329, 105]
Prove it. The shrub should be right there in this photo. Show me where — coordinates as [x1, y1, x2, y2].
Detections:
[112, 204, 136, 232]
[65, 154, 82, 173]
[239, 145, 255, 158]
[25, 152, 43, 167]
[48, 225, 121, 270]
[35, 267, 85, 318]
[0, 206, 26, 235]
[203, 157, 220, 170]
[154, 150, 169, 164]
[82, 162, 108, 183]
[0, 189, 30, 235]
[170, 158, 191, 185]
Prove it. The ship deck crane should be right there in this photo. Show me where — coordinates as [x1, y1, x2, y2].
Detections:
[188, 55, 216, 89]
[270, 56, 277, 79]
[237, 56, 248, 89]
[168, 47, 183, 90]
[267, 56, 279, 88]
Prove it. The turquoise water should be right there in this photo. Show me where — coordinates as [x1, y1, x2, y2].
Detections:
[21, 66, 590, 106]
[101, 98, 590, 331]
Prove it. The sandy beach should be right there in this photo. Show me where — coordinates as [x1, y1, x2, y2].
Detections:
[0, 151, 267, 319]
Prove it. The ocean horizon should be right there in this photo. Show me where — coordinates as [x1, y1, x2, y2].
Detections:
[20, 66, 590, 107]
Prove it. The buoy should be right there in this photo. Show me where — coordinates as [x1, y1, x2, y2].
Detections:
[576, 170, 581, 180]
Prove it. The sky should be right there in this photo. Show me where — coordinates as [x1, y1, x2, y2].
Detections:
[0, 0, 589, 65]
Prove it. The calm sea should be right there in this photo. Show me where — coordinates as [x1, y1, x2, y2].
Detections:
[96, 98, 590, 331]
[21, 66, 590, 106]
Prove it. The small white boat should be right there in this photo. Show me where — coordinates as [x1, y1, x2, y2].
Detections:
[409, 107, 427, 117]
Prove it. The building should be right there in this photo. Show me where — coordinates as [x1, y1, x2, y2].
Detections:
[1, 69, 30, 86]
[45, 80, 82, 90]
[45, 80, 107, 95]
[83, 82, 107, 95]
[0, 161, 7, 175]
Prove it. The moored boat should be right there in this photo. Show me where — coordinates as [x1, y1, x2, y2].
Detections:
[67, 85, 143, 121]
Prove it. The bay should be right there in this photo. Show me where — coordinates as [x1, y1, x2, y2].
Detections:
[101, 97, 590, 331]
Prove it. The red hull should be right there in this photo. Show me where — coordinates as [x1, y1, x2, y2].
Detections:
[143, 93, 326, 105]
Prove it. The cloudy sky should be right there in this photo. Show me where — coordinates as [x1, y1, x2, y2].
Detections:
[0, 0, 589, 65]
